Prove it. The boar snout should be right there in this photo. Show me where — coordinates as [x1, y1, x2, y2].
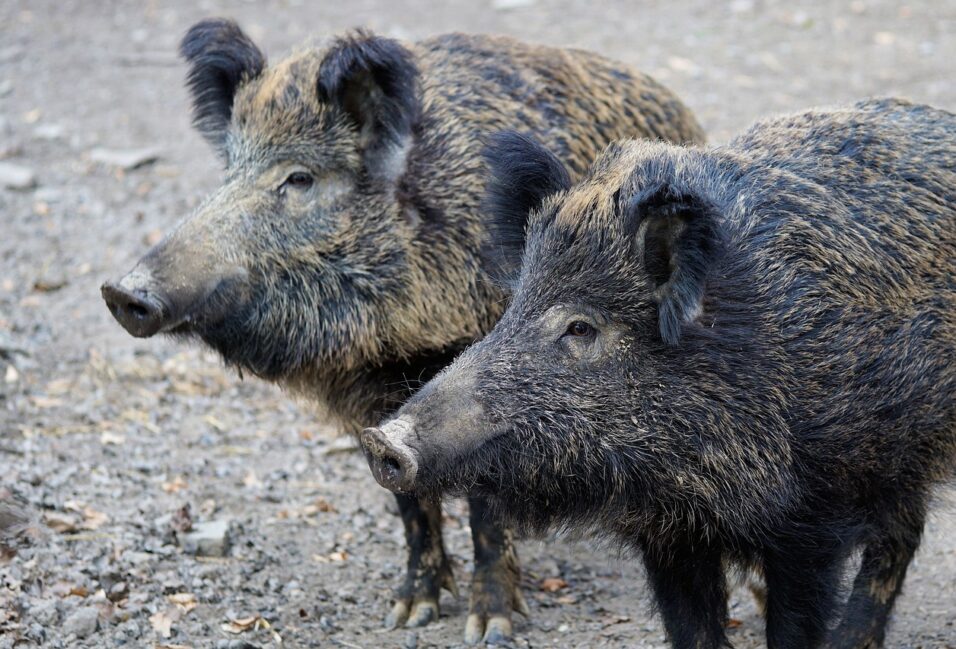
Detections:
[102, 247, 248, 339]
[361, 419, 420, 493]
[101, 270, 171, 338]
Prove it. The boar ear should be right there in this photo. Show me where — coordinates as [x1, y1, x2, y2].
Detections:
[180, 19, 265, 154]
[481, 132, 572, 287]
[318, 31, 420, 179]
[628, 186, 722, 345]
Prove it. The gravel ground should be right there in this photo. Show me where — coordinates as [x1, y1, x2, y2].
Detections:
[1, 1, 954, 647]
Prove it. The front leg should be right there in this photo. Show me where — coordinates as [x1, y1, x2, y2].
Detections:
[387, 493, 458, 628]
[642, 541, 730, 649]
[763, 541, 844, 649]
[464, 496, 529, 645]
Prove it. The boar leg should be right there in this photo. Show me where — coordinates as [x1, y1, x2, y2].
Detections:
[387, 493, 458, 628]
[642, 542, 730, 649]
[763, 542, 844, 649]
[827, 503, 925, 649]
[464, 496, 528, 644]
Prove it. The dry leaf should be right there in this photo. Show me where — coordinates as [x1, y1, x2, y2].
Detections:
[540, 577, 568, 592]
[204, 415, 227, 431]
[162, 476, 188, 494]
[221, 615, 260, 634]
[312, 550, 348, 564]
[46, 379, 74, 397]
[167, 592, 197, 613]
[302, 498, 337, 516]
[43, 512, 78, 533]
[170, 504, 193, 534]
[220, 615, 282, 644]
[149, 609, 180, 638]
[30, 395, 63, 409]
[80, 506, 108, 530]
[99, 431, 126, 445]
[157, 644, 193, 649]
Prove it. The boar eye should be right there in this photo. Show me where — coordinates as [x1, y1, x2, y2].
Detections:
[282, 171, 314, 190]
[565, 320, 595, 338]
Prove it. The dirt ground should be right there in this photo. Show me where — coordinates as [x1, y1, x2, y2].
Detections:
[1, 1, 954, 647]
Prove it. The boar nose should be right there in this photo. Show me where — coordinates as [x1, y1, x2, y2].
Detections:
[101, 279, 167, 338]
[361, 423, 420, 493]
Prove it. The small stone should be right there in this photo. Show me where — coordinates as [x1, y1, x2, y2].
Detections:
[34, 187, 62, 203]
[29, 599, 58, 626]
[0, 161, 36, 189]
[180, 519, 231, 557]
[491, 0, 536, 8]
[403, 630, 419, 649]
[89, 147, 161, 170]
[25, 623, 46, 644]
[34, 123, 65, 140]
[62, 606, 99, 638]
[107, 581, 129, 602]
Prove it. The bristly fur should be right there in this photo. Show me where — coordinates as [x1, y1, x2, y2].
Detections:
[481, 132, 572, 288]
[387, 98, 956, 649]
[179, 18, 265, 153]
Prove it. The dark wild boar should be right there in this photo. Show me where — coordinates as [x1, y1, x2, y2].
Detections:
[362, 99, 956, 649]
[100, 18, 705, 643]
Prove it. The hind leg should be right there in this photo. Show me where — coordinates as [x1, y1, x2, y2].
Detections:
[828, 501, 926, 649]
[386, 493, 458, 629]
[763, 542, 845, 649]
[463, 496, 528, 645]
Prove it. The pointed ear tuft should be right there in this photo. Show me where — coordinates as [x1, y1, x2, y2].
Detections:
[180, 18, 265, 154]
[628, 187, 722, 345]
[481, 132, 572, 287]
[317, 31, 420, 176]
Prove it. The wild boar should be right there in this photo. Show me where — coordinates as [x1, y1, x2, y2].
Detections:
[362, 99, 956, 649]
[100, 18, 705, 643]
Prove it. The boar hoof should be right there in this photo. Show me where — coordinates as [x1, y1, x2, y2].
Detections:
[385, 600, 410, 629]
[407, 600, 439, 627]
[465, 613, 512, 645]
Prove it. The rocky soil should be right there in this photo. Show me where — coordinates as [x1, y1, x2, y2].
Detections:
[1, 1, 954, 647]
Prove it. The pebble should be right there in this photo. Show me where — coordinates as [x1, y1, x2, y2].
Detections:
[181, 519, 231, 557]
[62, 606, 99, 638]
[29, 599, 58, 626]
[404, 630, 419, 648]
[25, 623, 46, 644]
[34, 123, 65, 140]
[108, 581, 129, 602]
[0, 161, 36, 189]
[492, 0, 536, 8]
[89, 146, 161, 170]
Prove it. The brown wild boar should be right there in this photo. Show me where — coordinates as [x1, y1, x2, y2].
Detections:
[101, 18, 705, 644]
